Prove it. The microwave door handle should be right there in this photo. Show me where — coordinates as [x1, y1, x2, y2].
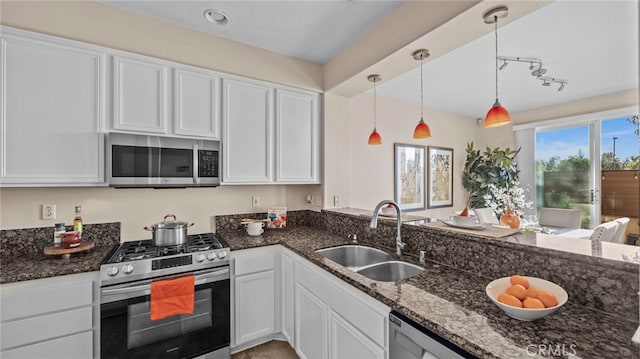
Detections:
[193, 143, 199, 184]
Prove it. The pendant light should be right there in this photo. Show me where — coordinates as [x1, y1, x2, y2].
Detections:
[483, 6, 511, 128]
[367, 74, 382, 145]
[412, 49, 431, 139]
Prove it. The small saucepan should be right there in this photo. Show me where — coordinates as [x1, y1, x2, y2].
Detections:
[144, 214, 194, 246]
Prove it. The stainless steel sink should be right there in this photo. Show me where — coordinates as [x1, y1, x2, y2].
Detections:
[316, 245, 392, 269]
[356, 261, 424, 282]
[316, 245, 424, 282]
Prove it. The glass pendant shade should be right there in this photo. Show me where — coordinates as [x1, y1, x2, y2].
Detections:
[368, 129, 382, 145]
[484, 99, 511, 128]
[413, 119, 431, 139]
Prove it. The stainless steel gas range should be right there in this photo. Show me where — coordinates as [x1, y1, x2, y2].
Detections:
[100, 233, 230, 359]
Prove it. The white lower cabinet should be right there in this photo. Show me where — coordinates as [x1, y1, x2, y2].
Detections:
[233, 246, 276, 347]
[290, 247, 389, 359]
[329, 310, 385, 359]
[232, 245, 389, 358]
[280, 249, 295, 344]
[0, 272, 99, 359]
[295, 283, 328, 359]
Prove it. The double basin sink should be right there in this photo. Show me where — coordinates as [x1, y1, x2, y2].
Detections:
[316, 245, 423, 282]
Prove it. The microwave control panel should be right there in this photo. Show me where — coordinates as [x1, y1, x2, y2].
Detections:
[198, 150, 219, 177]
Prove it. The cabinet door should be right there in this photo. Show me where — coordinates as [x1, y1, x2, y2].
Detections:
[113, 55, 168, 134]
[174, 67, 220, 139]
[295, 283, 328, 359]
[222, 78, 273, 183]
[234, 270, 275, 345]
[329, 310, 384, 359]
[0, 33, 105, 184]
[281, 250, 295, 346]
[274, 89, 320, 183]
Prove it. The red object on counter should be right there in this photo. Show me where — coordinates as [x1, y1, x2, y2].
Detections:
[150, 275, 195, 320]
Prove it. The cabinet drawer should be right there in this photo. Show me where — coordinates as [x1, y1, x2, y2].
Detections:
[234, 246, 275, 275]
[1, 306, 92, 350]
[1, 280, 93, 321]
[1, 330, 93, 359]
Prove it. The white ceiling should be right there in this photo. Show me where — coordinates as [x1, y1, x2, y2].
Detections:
[376, 0, 639, 118]
[99, 0, 402, 64]
[99, 0, 638, 118]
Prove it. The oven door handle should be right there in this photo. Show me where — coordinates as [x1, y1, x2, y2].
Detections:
[101, 267, 229, 298]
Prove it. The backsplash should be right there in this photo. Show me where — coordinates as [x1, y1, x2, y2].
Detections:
[0, 222, 121, 259]
[215, 210, 326, 231]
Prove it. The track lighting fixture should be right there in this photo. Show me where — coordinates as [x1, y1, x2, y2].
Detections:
[497, 56, 568, 92]
[538, 77, 568, 91]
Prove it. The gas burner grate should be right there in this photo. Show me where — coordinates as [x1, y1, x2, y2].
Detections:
[105, 233, 225, 264]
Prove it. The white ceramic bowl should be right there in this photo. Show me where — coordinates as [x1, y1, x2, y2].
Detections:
[486, 276, 568, 321]
[380, 207, 396, 216]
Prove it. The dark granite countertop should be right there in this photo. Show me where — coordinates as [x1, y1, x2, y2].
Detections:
[0, 222, 121, 284]
[0, 244, 116, 284]
[218, 226, 640, 359]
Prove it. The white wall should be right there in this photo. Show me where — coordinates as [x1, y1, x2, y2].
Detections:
[348, 93, 479, 219]
[0, 185, 322, 241]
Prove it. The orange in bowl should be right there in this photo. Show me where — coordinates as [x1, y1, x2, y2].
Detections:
[486, 276, 568, 321]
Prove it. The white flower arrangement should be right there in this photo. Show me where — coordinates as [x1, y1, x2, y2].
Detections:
[483, 181, 533, 216]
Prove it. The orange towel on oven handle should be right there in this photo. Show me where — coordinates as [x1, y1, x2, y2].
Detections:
[150, 275, 195, 321]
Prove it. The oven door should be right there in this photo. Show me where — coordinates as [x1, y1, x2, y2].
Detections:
[100, 267, 230, 359]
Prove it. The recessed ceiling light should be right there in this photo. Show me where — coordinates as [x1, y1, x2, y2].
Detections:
[204, 9, 230, 26]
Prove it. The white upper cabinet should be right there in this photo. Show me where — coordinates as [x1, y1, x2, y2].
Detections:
[112, 54, 169, 134]
[275, 89, 321, 184]
[0, 29, 105, 185]
[112, 55, 221, 140]
[174, 67, 220, 139]
[222, 78, 321, 185]
[222, 78, 273, 184]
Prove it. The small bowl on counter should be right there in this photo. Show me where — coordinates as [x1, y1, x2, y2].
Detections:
[61, 231, 82, 248]
[486, 276, 568, 321]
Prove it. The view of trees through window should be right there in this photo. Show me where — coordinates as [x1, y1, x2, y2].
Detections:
[535, 116, 639, 231]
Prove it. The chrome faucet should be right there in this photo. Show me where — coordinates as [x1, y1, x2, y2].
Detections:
[370, 200, 405, 255]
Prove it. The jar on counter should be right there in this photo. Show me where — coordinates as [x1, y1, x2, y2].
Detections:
[54, 223, 66, 244]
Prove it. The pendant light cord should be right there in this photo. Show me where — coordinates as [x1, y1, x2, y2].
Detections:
[494, 15, 499, 100]
[420, 55, 424, 119]
[373, 79, 377, 129]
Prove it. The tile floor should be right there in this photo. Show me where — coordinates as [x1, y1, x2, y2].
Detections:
[231, 340, 299, 359]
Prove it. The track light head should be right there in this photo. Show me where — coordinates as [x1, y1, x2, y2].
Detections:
[529, 63, 536, 70]
[532, 67, 547, 77]
[542, 80, 551, 87]
[558, 83, 565, 91]
[499, 60, 508, 70]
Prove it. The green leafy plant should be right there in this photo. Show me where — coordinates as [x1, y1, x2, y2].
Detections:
[462, 142, 520, 209]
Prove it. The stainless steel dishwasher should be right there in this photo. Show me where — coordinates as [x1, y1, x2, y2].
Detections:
[389, 311, 475, 359]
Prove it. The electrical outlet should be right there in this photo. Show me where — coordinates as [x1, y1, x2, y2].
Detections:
[41, 204, 56, 220]
[252, 196, 260, 207]
[333, 195, 340, 207]
[315, 195, 322, 207]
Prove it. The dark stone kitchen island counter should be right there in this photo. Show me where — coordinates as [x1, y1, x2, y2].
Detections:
[219, 225, 640, 359]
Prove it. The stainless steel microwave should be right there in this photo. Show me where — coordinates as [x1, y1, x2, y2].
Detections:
[107, 133, 220, 188]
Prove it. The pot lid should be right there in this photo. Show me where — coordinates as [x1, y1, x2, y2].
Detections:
[151, 214, 191, 229]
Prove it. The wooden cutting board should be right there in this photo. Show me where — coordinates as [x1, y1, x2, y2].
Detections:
[44, 241, 95, 259]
